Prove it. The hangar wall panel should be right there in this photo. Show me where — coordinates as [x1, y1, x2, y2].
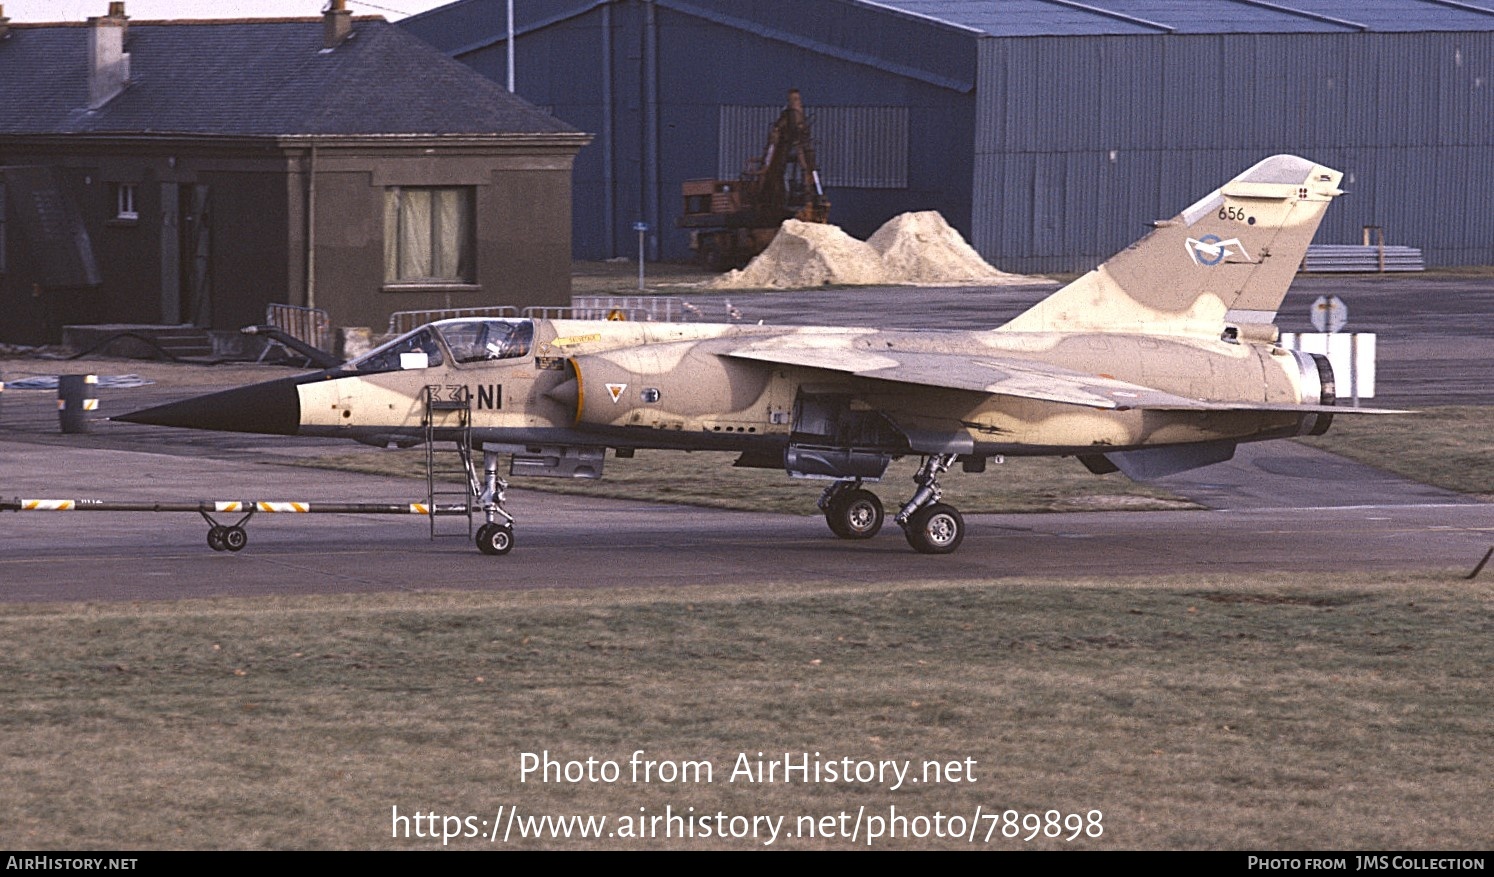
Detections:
[974, 31, 1494, 272]
[405, 1, 1494, 269]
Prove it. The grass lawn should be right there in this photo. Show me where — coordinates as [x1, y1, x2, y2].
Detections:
[1, 571, 1489, 850]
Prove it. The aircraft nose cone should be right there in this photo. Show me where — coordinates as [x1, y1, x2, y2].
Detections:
[113, 374, 305, 435]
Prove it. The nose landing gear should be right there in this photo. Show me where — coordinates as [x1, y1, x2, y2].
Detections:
[473, 450, 516, 556]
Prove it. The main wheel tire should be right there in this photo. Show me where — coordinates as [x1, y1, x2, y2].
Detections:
[825, 489, 883, 540]
[903, 503, 965, 555]
[476, 523, 514, 556]
[207, 527, 227, 552]
[222, 526, 248, 552]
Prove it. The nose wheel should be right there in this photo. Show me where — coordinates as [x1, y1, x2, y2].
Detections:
[472, 449, 517, 556]
[475, 522, 514, 555]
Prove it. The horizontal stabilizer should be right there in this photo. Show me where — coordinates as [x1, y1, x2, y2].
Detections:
[1105, 441, 1237, 480]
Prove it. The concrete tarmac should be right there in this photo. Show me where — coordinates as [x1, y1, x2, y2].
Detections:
[2, 438, 1490, 603]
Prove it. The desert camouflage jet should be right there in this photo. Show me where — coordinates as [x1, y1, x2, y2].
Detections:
[118, 154, 1399, 556]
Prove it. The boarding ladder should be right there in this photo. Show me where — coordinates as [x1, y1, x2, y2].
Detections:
[423, 385, 476, 540]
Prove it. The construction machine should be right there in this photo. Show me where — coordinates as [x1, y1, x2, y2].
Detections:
[678, 89, 831, 270]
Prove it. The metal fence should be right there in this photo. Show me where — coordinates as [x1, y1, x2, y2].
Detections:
[570, 295, 687, 321]
[265, 304, 331, 350]
[385, 296, 701, 336]
[387, 305, 518, 336]
[523, 305, 649, 321]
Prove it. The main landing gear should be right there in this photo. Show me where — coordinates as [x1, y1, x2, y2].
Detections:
[472, 450, 515, 556]
[818, 481, 885, 540]
[819, 454, 966, 554]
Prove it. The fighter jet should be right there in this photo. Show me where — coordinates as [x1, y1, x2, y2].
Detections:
[118, 154, 1398, 556]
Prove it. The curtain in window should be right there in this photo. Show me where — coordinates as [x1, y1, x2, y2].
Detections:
[385, 187, 473, 283]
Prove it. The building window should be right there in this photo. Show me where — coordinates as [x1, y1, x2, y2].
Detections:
[113, 182, 138, 220]
[384, 186, 475, 285]
[0, 180, 7, 273]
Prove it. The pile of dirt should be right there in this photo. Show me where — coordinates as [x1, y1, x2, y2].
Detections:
[709, 212, 1050, 289]
[868, 211, 1037, 285]
[709, 220, 887, 289]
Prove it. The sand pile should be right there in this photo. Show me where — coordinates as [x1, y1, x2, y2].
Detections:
[709, 212, 1049, 289]
[710, 220, 887, 289]
[868, 211, 1028, 284]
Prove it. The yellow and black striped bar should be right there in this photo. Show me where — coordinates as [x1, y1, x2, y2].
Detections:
[3, 498, 468, 516]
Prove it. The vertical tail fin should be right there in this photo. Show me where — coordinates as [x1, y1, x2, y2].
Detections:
[999, 155, 1344, 338]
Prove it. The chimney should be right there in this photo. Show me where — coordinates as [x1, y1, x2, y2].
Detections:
[87, 2, 130, 108]
[323, 0, 352, 49]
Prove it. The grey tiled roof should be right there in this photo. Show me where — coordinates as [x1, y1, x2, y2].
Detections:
[0, 17, 581, 137]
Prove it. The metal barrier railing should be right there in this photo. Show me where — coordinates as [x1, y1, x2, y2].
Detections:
[386, 296, 699, 335]
[265, 304, 331, 350]
[523, 305, 649, 322]
[387, 305, 518, 336]
[571, 295, 685, 322]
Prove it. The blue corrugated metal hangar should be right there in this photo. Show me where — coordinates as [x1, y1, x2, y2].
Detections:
[402, 0, 1494, 272]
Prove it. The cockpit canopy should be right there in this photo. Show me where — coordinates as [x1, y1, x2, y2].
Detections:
[439, 318, 535, 364]
[346, 319, 535, 373]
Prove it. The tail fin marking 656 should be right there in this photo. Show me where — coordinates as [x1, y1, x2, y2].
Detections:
[999, 154, 1345, 338]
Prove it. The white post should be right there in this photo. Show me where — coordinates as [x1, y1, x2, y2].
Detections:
[1350, 333, 1360, 408]
[634, 221, 648, 291]
[506, 0, 515, 92]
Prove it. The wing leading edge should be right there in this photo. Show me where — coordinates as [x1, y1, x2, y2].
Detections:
[724, 345, 1407, 414]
